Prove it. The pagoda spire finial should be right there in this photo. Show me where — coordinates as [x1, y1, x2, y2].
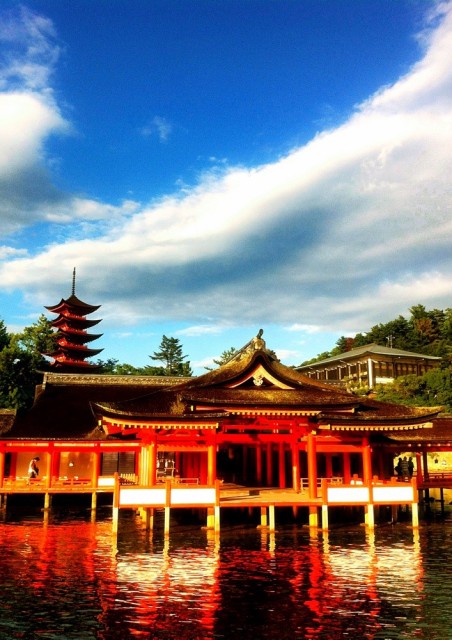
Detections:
[72, 267, 76, 296]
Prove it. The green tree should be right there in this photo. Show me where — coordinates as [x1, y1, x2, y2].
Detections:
[374, 366, 452, 412]
[0, 337, 39, 409]
[143, 364, 168, 376]
[150, 335, 192, 376]
[442, 309, 452, 341]
[205, 347, 239, 370]
[119, 363, 170, 375]
[113, 362, 145, 375]
[94, 358, 119, 373]
[0, 320, 9, 351]
[94, 358, 164, 376]
[0, 315, 58, 410]
[330, 336, 355, 356]
[422, 367, 452, 409]
[19, 314, 56, 365]
[300, 351, 331, 366]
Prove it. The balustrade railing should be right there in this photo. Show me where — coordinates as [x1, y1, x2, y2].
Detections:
[0, 474, 139, 491]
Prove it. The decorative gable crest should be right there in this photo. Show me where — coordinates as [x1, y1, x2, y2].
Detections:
[226, 363, 294, 390]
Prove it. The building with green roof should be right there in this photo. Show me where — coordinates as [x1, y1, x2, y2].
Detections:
[297, 343, 441, 388]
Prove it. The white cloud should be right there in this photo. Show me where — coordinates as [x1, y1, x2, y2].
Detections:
[176, 325, 225, 337]
[0, 246, 27, 260]
[286, 324, 322, 334]
[191, 355, 218, 371]
[0, 93, 67, 175]
[0, 6, 60, 91]
[0, 7, 70, 233]
[140, 116, 173, 142]
[274, 349, 301, 362]
[1, 2, 452, 343]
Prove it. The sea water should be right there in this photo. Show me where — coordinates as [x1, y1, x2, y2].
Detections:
[0, 506, 451, 640]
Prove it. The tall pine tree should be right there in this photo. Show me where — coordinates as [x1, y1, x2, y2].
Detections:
[150, 335, 192, 376]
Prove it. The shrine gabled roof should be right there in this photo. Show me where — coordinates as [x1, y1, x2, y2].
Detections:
[0, 409, 17, 435]
[181, 388, 358, 409]
[92, 347, 358, 418]
[182, 347, 340, 391]
[91, 343, 439, 429]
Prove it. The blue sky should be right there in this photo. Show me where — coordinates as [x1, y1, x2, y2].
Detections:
[0, 0, 451, 374]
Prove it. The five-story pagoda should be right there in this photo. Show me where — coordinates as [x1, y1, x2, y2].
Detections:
[45, 268, 103, 372]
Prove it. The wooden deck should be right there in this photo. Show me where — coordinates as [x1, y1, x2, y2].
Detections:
[3, 473, 452, 500]
[0, 476, 430, 532]
[219, 485, 321, 507]
[2, 474, 450, 521]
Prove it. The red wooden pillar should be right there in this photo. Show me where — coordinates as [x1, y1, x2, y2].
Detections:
[422, 451, 429, 481]
[266, 443, 273, 486]
[377, 449, 385, 479]
[207, 443, 216, 485]
[291, 441, 300, 491]
[0, 449, 4, 488]
[91, 450, 100, 487]
[307, 432, 318, 499]
[278, 442, 286, 489]
[256, 445, 263, 484]
[343, 452, 351, 483]
[44, 451, 52, 489]
[415, 452, 423, 483]
[325, 453, 333, 478]
[148, 440, 157, 486]
[51, 450, 60, 479]
[242, 445, 248, 482]
[362, 438, 372, 483]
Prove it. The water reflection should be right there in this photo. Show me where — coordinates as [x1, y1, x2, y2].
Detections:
[0, 513, 450, 640]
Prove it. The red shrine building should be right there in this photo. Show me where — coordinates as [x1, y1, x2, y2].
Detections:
[0, 277, 451, 531]
[1, 328, 451, 525]
[91, 333, 445, 491]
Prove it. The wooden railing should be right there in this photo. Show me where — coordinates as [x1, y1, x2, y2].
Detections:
[0, 474, 139, 491]
[156, 476, 200, 485]
[420, 471, 452, 487]
[300, 476, 343, 489]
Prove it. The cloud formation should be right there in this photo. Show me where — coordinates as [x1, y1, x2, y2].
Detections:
[0, 3, 452, 340]
[0, 6, 70, 234]
[140, 116, 173, 142]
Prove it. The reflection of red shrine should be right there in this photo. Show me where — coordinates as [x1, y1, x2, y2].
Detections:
[1, 330, 451, 529]
[45, 269, 103, 372]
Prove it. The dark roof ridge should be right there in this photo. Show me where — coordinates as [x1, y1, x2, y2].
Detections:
[298, 342, 441, 368]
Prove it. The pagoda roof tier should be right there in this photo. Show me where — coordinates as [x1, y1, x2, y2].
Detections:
[52, 315, 102, 329]
[91, 334, 440, 432]
[54, 328, 103, 344]
[49, 359, 103, 372]
[46, 294, 100, 316]
[50, 343, 103, 357]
